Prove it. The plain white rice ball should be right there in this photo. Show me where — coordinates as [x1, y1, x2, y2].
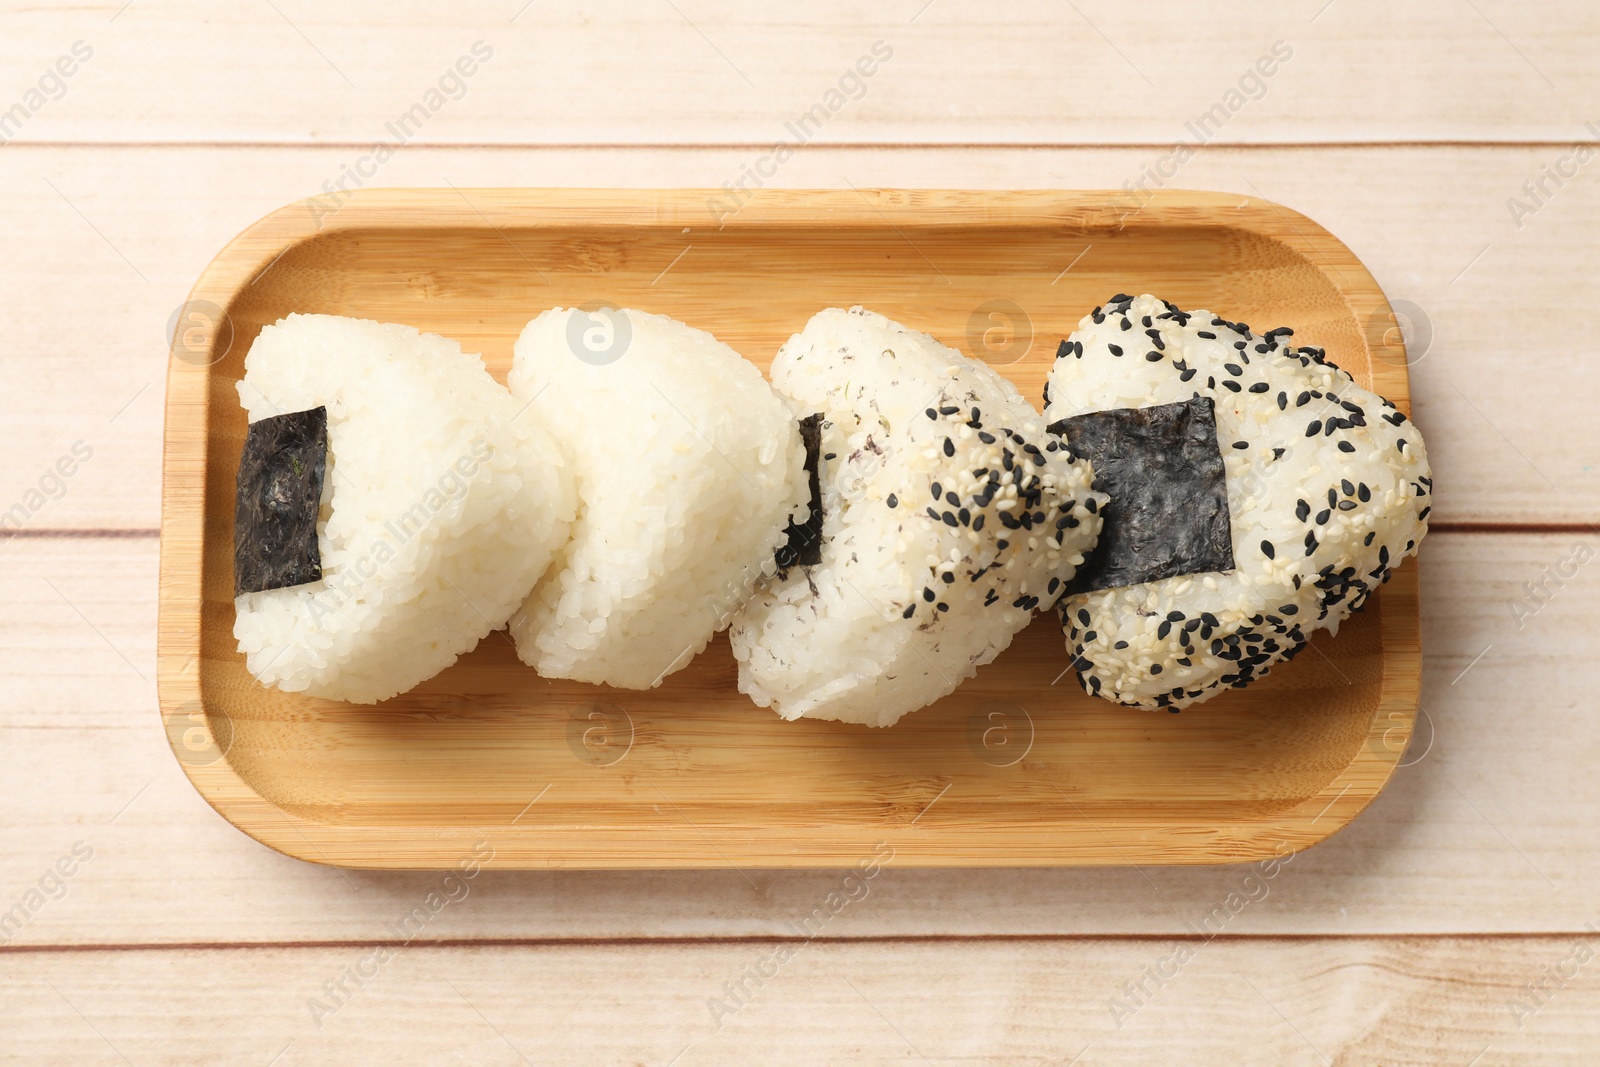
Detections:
[233, 313, 574, 704]
[506, 306, 810, 689]
[1045, 294, 1432, 710]
[730, 307, 1106, 728]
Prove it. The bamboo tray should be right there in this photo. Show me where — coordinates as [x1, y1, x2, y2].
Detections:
[158, 189, 1420, 869]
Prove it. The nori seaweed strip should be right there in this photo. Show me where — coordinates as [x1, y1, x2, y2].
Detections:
[1048, 396, 1233, 596]
[233, 406, 328, 596]
[774, 413, 824, 576]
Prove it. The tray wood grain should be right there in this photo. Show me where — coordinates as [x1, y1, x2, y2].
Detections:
[158, 188, 1419, 869]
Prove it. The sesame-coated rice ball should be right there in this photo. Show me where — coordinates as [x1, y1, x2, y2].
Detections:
[1045, 294, 1432, 711]
[731, 307, 1106, 727]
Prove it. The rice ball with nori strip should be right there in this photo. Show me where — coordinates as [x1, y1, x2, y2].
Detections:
[1045, 294, 1432, 710]
[233, 313, 574, 704]
[729, 307, 1106, 728]
[506, 307, 811, 689]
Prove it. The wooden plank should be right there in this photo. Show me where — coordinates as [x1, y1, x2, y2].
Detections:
[1, 144, 1595, 531]
[6, 937, 1599, 1064]
[1, 1, 1596, 145]
[2, 532, 1596, 940]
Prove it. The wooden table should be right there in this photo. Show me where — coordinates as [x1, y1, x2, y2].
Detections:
[2, 2, 1596, 1062]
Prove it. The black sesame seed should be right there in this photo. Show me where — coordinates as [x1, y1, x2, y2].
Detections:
[1316, 509, 1331, 524]
[1277, 391, 1288, 410]
[1108, 344, 1123, 357]
[1197, 330, 1216, 339]
[1306, 420, 1322, 436]
[939, 405, 959, 415]
[886, 493, 897, 509]
[943, 438, 956, 457]
[1249, 382, 1270, 394]
[942, 512, 958, 527]
[1222, 380, 1242, 393]
[902, 604, 916, 619]
[1224, 363, 1243, 376]
[941, 571, 955, 584]
[1150, 664, 1163, 675]
[1261, 539, 1275, 559]
[937, 602, 948, 612]
[1231, 440, 1249, 449]
[945, 491, 959, 506]
[1338, 441, 1356, 453]
[1145, 351, 1162, 362]
[923, 587, 936, 602]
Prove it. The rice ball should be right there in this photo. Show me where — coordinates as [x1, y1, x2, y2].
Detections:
[506, 306, 810, 689]
[730, 307, 1106, 728]
[233, 313, 574, 704]
[1045, 294, 1432, 710]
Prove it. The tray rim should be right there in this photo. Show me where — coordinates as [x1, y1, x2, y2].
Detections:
[157, 187, 1420, 870]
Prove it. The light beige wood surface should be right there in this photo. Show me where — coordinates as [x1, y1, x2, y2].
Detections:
[4, 0, 1598, 1059]
[3, 145, 1597, 530]
[5, 532, 1593, 946]
[7, 938, 1600, 1065]
[2, 1, 1595, 145]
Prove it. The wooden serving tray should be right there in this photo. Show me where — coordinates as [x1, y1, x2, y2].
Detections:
[158, 189, 1419, 869]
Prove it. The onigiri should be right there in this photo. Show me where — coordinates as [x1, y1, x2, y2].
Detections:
[1044, 294, 1432, 710]
[232, 313, 574, 704]
[506, 306, 811, 689]
[730, 307, 1106, 727]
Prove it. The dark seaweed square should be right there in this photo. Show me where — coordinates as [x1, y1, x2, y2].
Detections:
[233, 406, 328, 596]
[1048, 396, 1233, 595]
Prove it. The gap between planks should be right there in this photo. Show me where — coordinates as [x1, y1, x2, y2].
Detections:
[0, 931, 1590, 957]
[1, 139, 1597, 152]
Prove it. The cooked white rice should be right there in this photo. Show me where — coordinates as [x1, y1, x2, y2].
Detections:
[233, 313, 573, 704]
[506, 307, 809, 689]
[1045, 294, 1432, 710]
[730, 307, 1106, 728]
